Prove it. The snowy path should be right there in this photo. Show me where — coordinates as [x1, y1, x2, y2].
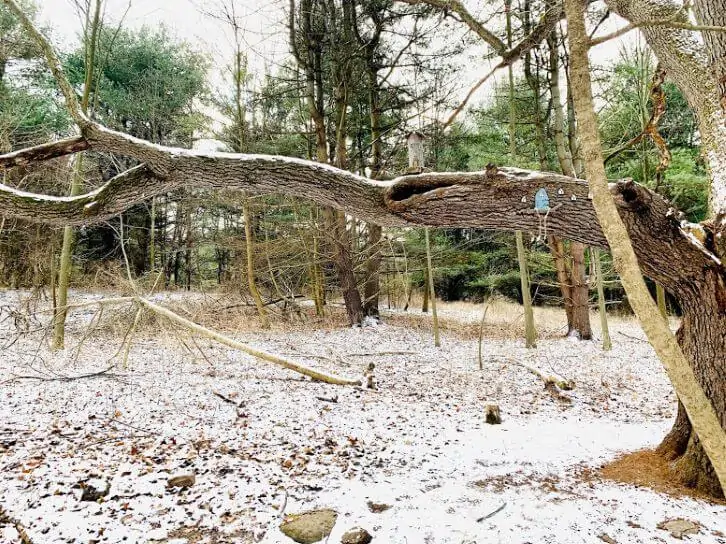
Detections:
[0, 293, 724, 543]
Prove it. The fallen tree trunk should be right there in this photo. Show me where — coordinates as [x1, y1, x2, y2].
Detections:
[38, 296, 361, 386]
[136, 298, 361, 386]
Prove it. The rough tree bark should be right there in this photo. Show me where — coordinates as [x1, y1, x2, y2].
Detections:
[548, 23, 592, 340]
[565, 0, 726, 496]
[359, 5, 385, 319]
[231, 29, 269, 327]
[290, 0, 363, 325]
[601, 0, 726, 496]
[592, 248, 612, 350]
[424, 227, 440, 346]
[506, 0, 537, 348]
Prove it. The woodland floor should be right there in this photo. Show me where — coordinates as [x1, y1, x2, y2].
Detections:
[0, 291, 725, 544]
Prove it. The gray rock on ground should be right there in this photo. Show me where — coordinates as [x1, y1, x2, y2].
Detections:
[279, 509, 338, 543]
[341, 527, 373, 544]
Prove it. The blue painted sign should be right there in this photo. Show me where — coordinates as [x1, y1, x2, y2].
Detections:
[534, 188, 550, 211]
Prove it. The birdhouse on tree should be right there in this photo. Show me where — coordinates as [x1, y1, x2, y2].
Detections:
[406, 131, 426, 173]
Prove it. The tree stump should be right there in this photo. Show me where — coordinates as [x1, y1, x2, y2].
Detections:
[485, 404, 502, 425]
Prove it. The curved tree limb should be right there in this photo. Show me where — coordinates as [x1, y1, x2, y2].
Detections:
[395, 0, 563, 125]
[0, 0, 718, 297]
[396, 0, 507, 54]
[0, 128, 722, 301]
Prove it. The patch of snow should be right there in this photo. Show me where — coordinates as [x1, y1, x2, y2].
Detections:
[0, 292, 723, 544]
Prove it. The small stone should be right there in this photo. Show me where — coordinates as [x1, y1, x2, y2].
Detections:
[279, 509, 337, 543]
[167, 473, 195, 488]
[366, 501, 391, 513]
[341, 527, 372, 544]
[484, 404, 501, 425]
[80, 481, 110, 502]
[657, 518, 700, 539]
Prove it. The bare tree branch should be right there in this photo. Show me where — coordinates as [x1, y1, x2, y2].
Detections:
[442, 62, 503, 128]
[590, 19, 726, 47]
[396, 0, 507, 54]
[0, 137, 90, 169]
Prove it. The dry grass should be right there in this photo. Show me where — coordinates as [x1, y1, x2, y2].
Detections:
[397, 297, 567, 338]
[386, 296, 625, 341]
[600, 449, 726, 505]
[72, 292, 634, 343]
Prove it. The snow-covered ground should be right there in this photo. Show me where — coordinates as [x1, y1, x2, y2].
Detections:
[0, 291, 724, 543]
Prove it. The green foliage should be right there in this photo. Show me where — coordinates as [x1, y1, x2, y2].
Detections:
[0, 0, 39, 75]
[600, 44, 708, 222]
[65, 25, 209, 144]
[660, 149, 710, 222]
[216, 63, 309, 157]
[0, 83, 69, 149]
[402, 228, 560, 304]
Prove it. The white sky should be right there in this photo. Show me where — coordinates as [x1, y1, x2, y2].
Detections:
[35, 0, 633, 123]
[37, 0, 290, 91]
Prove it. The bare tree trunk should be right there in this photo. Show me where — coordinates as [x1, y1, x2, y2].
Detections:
[424, 227, 440, 346]
[592, 248, 611, 350]
[422, 267, 429, 313]
[290, 0, 362, 325]
[656, 283, 667, 318]
[310, 208, 325, 316]
[565, 0, 726, 496]
[548, 235, 574, 325]
[516, 230, 537, 348]
[243, 195, 269, 327]
[505, 0, 536, 348]
[328, 210, 363, 325]
[569, 242, 592, 339]
[547, 28, 592, 339]
[52, 0, 102, 349]
[362, 50, 384, 318]
[149, 196, 156, 272]
[363, 224, 382, 317]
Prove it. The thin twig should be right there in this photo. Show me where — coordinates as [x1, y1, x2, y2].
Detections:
[476, 502, 507, 522]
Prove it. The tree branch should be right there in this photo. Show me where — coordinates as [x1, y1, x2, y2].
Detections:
[0, 0, 720, 320]
[137, 298, 361, 386]
[0, 128, 721, 301]
[396, 0, 507, 54]
[442, 62, 503, 128]
[0, 136, 89, 169]
[590, 19, 726, 47]
[501, 2, 565, 65]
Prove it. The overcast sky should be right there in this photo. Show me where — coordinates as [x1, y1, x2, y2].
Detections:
[37, 0, 289, 89]
[35, 0, 633, 122]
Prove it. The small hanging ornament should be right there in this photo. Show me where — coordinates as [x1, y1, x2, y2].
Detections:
[534, 188, 550, 211]
[533, 188, 551, 243]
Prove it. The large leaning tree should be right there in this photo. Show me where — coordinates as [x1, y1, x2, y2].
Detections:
[400, 0, 726, 497]
[0, 0, 724, 496]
